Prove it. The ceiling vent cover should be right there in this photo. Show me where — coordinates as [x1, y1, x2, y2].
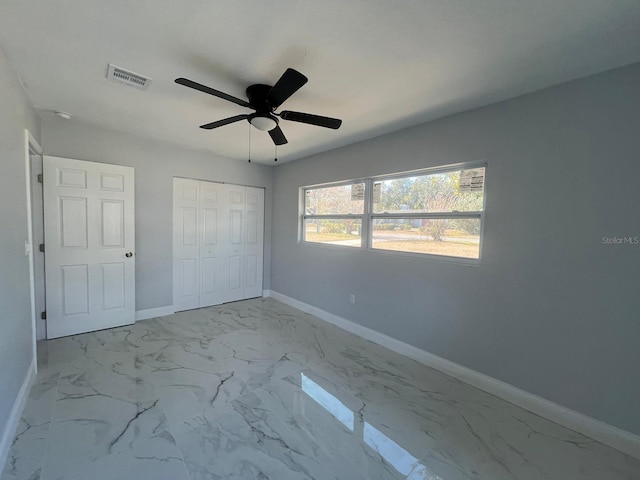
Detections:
[106, 64, 151, 90]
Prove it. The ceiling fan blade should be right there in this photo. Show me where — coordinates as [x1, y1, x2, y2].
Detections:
[279, 110, 342, 129]
[268, 126, 288, 145]
[266, 69, 308, 108]
[199, 115, 249, 130]
[175, 78, 251, 108]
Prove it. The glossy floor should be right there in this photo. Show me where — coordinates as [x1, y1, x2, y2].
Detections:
[3, 298, 639, 480]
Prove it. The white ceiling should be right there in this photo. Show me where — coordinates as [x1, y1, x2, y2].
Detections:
[1, 1, 639, 164]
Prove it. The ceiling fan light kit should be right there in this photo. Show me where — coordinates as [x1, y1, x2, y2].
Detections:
[54, 111, 72, 120]
[175, 68, 342, 148]
[248, 113, 278, 132]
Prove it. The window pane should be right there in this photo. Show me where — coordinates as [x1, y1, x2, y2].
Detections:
[304, 219, 362, 247]
[373, 167, 484, 214]
[305, 183, 365, 215]
[371, 218, 480, 258]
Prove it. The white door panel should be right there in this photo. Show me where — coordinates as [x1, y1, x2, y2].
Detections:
[182, 207, 197, 245]
[228, 256, 242, 289]
[61, 264, 89, 315]
[224, 185, 245, 303]
[60, 197, 88, 248]
[245, 254, 258, 288]
[101, 200, 124, 247]
[202, 209, 217, 245]
[201, 258, 217, 294]
[100, 172, 125, 191]
[243, 187, 264, 299]
[101, 262, 126, 309]
[229, 210, 243, 244]
[44, 156, 135, 338]
[199, 181, 225, 307]
[181, 259, 198, 295]
[173, 178, 200, 311]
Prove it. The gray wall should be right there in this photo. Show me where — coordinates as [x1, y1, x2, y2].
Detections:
[42, 120, 273, 311]
[0, 48, 41, 443]
[270, 62, 640, 435]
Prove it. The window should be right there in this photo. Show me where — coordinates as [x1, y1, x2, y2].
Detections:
[301, 164, 485, 261]
[303, 182, 365, 247]
[371, 166, 485, 259]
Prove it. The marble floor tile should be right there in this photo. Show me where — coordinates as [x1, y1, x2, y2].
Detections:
[41, 428, 188, 480]
[420, 402, 640, 480]
[1, 373, 59, 480]
[3, 297, 640, 480]
[251, 369, 435, 480]
[145, 336, 306, 387]
[173, 391, 369, 480]
[150, 366, 252, 427]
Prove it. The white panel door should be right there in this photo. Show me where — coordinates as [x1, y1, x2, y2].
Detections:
[173, 178, 200, 311]
[44, 156, 135, 338]
[199, 181, 226, 307]
[243, 186, 264, 299]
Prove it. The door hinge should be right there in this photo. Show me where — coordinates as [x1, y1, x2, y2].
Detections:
[41, 311, 46, 320]
[37, 174, 43, 183]
[39, 243, 45, 253]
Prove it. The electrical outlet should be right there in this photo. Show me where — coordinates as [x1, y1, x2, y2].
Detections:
[350, 294, 356, 304]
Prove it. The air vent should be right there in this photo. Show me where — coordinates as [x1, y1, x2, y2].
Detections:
[106, 64, 151, 90]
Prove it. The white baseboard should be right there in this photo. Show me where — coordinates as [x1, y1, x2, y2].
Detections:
[135, 305, 175, 321]
[267, 290, 640, 460]
[0, 358, 36, 475]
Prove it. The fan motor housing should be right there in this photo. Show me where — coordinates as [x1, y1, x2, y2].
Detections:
[246, 84, 274, 112]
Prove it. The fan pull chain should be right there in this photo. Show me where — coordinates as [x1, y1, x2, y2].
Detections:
[274, 144, 278, 162]
[248, 125, 251, 163]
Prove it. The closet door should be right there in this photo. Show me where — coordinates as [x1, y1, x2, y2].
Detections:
[244, 187, 264, 299]
[199, 182, 225, 307]
[223, 184, 246, 303]
[173, 178, 265, 311]
[173, 178, 200, 311]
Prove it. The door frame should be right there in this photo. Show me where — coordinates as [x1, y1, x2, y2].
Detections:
[24, 129, 42, 370]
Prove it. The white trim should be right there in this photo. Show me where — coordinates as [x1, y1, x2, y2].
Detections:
[267, 290, 640, 460]
[135, 306, 175, 321]
[262, 289, 272, 298]
[0, 358, 36, 475]
[26, 130, 42, 155]
[24, 130, 42, 373]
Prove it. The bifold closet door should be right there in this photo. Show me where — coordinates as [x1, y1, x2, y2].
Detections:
[224, 184, 247, 303]
[173, 178, 264, 311]
[221, 185, 265, 303]
[199, 181, 226, 307]
[173, 178, 200, 312]
[243, 187, 264, 299]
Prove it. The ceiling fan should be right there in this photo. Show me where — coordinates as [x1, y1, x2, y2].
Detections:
[175, 68, 342, 146]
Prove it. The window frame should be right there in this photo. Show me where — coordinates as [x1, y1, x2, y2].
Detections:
[299, 162, 487, 263]
[300, 178, 368, 249]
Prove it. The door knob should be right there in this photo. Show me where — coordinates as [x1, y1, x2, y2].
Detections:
[125, 252, 133, 258]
